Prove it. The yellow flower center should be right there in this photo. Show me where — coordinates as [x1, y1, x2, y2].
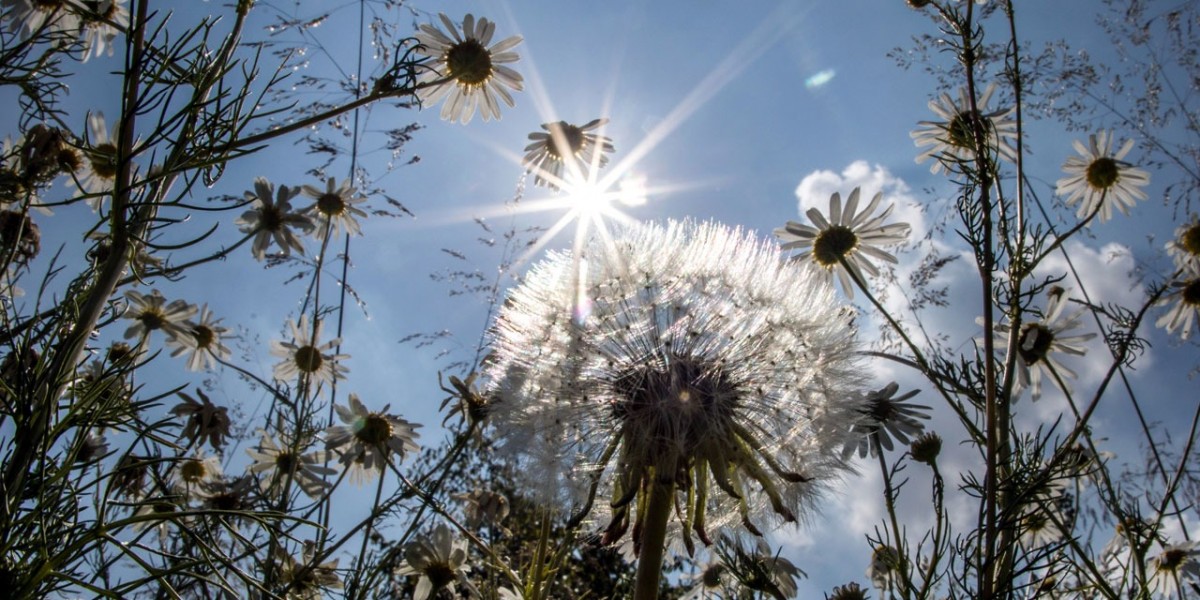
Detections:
[1183, 279, 1200, 307]
[545, 123, 585, 161]
[138, 310, 166, 331]
[357, 414, 394, 447]
[293, 345, 324, 373]
[445, 39, 492, 86]
[948, 109, 986, 149]
[180, 459, 207, 483]
[193, 324, 215, 348]
[89, 143, 119, 180]
[1160, 548, 1186, 571]
[1086, 157, 1119, 190]
[317, 193, 346, 217]
[1180, 223, 1200, 257]
[274, 451, 299, 474]
[1018, 323, 1055, 364]
[812, 225, 858, 267]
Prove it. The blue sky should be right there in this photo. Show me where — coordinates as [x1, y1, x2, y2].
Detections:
[6, 0, 1198, 595]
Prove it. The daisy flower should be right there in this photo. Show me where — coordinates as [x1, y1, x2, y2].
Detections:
[775, 187, 911, 298]
[827, 582, 869, 600]
[486, 220, 866, 551]
[522, 118, 615, 189]
[166, 304, 231, 372]
[1149, 541, 1200, 598]
[246, 431, 336, 499]
[301, 177, 367, 238]
[1166, 215, 1200, 272]
[414, 13, 524, 124]
[270, 315, 349, 387]
[842, 382, 929, 459]
[911, 83, 1018, 174]
[990, 287, 1096, 401]
[324, 393, 420, 484]
[170, 452, 223, 500]
[171, 388, 232, 450]
[867, 545, 902, 594]
[74, 111, 121, 210]
[396, 524, 477, 600]
[122, 289, 197, 343]
[2, 0, 80, 38]
[1156, 266, 1200, 340]
[1018, 487, 1074, 549]
[235, 177, 314, 260]
[274, 542, 343, 600]
[77, 0, 128, 62]
[1055, 130, 1150, 223]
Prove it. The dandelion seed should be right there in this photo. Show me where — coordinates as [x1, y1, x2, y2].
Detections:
[911, 83, 1018, 174]
[1056, 130, 1150, 223]
[414, 13, 524, 124]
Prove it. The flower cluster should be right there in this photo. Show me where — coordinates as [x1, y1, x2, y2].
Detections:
[122, 290, 231, 371]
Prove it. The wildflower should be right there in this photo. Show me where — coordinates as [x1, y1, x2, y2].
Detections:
[246, 432, 336, 499]
[270, 315, 349, 387]
[274, 542, 343, 600]
[1149, 541, 1200, 598]
[414, 13, 524, 124]
[486, 220, 866, 548]
[170, 452, 223, 499]
[324, 393, 420, 484]
[235, 177, 314, 261]
[775, 187, 910, 299]
[909, 431, 942, 465]
[396, 524, 477, 600]
[1018, 487, 1074, 549]
[74, 112, 121, 210]
[0, 209, 40, 266]
[197, 475, 254, 512]
[74, 429, 109, 467]
[842, 383, 928, 459]
[454, 488, 510, 528]
[911, 83, 1018, 174]
[827, 582, 869, 600]
[164, 304, 231, 372]
[2, 0, 80, 37]
[122, 289, 196, 343]
[1055, 130, 1150, 223]
[522, 118, 615, 189]
[990, 287, 1096, 401]
[301, 177, 367, 238]
[1156, 266, 1200, 340]
[171, 388, 232, 450]
[112, 453, 149, 498]
[10, 125, 82, 194]
[78, 0, 128, 62]
[1167, 216, 1200, 272]
[867, 546, 901, 594]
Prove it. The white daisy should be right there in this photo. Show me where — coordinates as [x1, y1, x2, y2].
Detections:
[414, 13, 524, 124]
[522, 118, 614, 190]
[1055, 130, 1150, 223]
[166, 304, 231, 372]
[274, 542, 343, 600]
[301, 177, 367, 238]
[77, 0, 128, 62]
[990, 287, 1096, 401]
[775, 187, 911, 298]
[1156, 266, 1200, 340]
[1166, 215, 1200, 272]
[911, 83, 1018, 174]
[323, 393, 421, 484]
[235, 177, 314, 261]
[122, 289, 197, 343]
[842, 382, 929, 459]
[1018, 486, 1074, 549]
[2, 0, 80, 38]
[269, 315, 349, 387]
[1149, 541, 1200, 599]
[74, 111, 121, 210]
[246, 432, 336, 500]
[396, 524, 477, 600]
[169, 452, 223, 501]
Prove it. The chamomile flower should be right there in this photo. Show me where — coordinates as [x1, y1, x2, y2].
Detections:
[842, 383, 929, 459]
[1156, 266, 1200, 340]
[775, 187, 911, 298]
[301, 177, 367, 238]
[2, 0, 80, 37]
[170, 452, 223, 500]
[1149, 541, 1200, 599]
[77, 0, 128, 62]
[396, 524, 477, 600]
[867, 546, 902, 594]
[270, 315, 349, 387]
[274, 542, 343, 600]
[990, 287, 1096, 401]
[414, 13, 524, 124]
[522, 118, 614, 189]
[911, 83, 1018, 174]
[1055, 130, 1150, 223]
[74, 111, 121, 210]
[235, 177, 314, 261]
[1018, 487, 1074, 549]
[166, 304, 231, 372]
[1166, 215, 1200, 272]
[122, 289, 196, 344]
[324, 393, 420, 484]
[246, 432, 336, 499]
[171, 388, 232, 451]
[486, 220, 866, 548]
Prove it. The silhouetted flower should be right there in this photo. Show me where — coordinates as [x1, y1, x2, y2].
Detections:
[1056, 130, 1150, 223]
[415, 13, 523, 124]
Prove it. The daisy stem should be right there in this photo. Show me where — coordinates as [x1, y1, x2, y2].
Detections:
[876, 444, 915, 599]
[633, 477, 675, 600]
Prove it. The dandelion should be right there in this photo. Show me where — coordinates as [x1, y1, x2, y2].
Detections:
[989, 287, 1096, 401]
[77, 0, 128, 62]
[274, 542, 343, 600]
[522, 119, 615, 189]
[1055, 130, 1150, 223]
[911, 83, 1018, 174]
[414, 13, 524, 124]
[1166, 215, 1200, 272]
[171, 388, 232, 451]
[396, 524, 477, 600]
[486, 220, 866, 557]
[842, 383, 929, 459]
[270, 315, 349, 387]
[775, 187, 911, 298]
[1149, 541, 1200, 599]
[122, 289, 196, 343]
[235, 177, 314, 260]
[301, 177, 367, 238]
[246, 432, 336, 499]
[166, 304, 231, 372]
[1157, 266, 1200, 340]
[74, 111, 121, 210]
[324, 393, 421, 484]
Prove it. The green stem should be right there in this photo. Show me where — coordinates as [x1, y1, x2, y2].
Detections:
[633, 479, 675, 600]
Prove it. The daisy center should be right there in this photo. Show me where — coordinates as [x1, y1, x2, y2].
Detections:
[1180, 224, 1200, 257]
[1183, 279, 1200, 306]
[357, 414, 394, 446]
[445, 39, 492, 86]
[547, 124, 585, 160]
[424, 562, 458, 589]
[34, 0, 64, 8]
[948, 109, 986, 149]
[138, 310, 166, 331]
[1085, 157, 1119, 190]
[293, 345, 324, 373]
[259, 205, 284, 232]
[1160, 548, 1186, 571]
[274, 451, 299, 474]
[193, 325, 215, 348]
[1018, 323, 1055, 364]
[89, 143, 119, 180]
[812, 225, 858, 267]
[180, 459, 208, 483]
[317, 193, 346, 217]
[208, 491, 241, 511]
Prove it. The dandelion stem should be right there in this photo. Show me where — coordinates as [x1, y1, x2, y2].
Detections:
[633, 478, 675, 600]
